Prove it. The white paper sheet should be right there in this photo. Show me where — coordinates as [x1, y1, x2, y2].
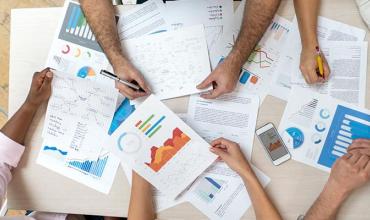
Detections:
[223, 9, 293, 103]
[187, 93, 260, 160]
[291, 41, 368, 107]
[37, 145, 120, 194]
[45, 0, 112, 85]
[117, 0, 168, 40]
[278, 86, 370, 172]
[271, 16, 367, 101]
[185, 163, 270, 220]
[119, 113, 188, 212]
[120, 25, 212, 100]
[42, 70, 118, 159]
[165, 0, 234, 69]
[108, 95, 217, 199]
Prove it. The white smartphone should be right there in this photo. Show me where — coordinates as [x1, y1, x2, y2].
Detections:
[256, 123, 291, 166]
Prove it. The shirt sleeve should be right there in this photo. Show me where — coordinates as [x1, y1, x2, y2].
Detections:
[0, 132, 25, 204]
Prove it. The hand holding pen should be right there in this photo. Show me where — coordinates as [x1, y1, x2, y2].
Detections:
[299, 45, 330, 84]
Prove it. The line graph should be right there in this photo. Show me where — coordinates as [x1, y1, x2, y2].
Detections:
[247, 46, 274, 68]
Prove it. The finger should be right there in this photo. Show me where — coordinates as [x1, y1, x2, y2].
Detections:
[323, 60, 330, 80]
[348, 149, 370, 157]
[355, 155, 370, 169]
[210, 146, 228, 158]
[348, 139, 370, 151]
[200, 87, 223, 99]
[115, 82, 145, 100]
[348, 152, 362, 164]
[211, 138, 233, 147]
[134, 74, 151, 94]
[307, 71, 319, 84]
[39, 70, 53, 91]
[197, 74, 214, 90]
[353, 139, 370, 145]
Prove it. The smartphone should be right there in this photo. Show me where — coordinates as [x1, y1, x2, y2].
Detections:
[256, 123, 291, 166]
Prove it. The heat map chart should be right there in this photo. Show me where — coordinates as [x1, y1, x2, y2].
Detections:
[145, 128, 191, 172]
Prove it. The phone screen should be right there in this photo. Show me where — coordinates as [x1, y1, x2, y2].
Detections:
[259, 127, 289, 161]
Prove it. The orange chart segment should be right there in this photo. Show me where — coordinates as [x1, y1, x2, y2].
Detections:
[145, 128, 191, 172]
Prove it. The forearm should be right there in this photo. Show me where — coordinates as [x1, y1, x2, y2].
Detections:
[230, 0, 281, 68]
[241, 171, 282, 220]
[0, 103, 37, 145]
[305, 182, 348, 220]
[80, 0, 129, 68]
[294, 0, 320, 48]
[128, 172, 155, 220]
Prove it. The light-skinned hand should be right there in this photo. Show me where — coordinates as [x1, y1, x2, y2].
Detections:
[196, 57, 241, 99]
[210, 138, 252, 176]
[327, 152, 370, 197]
[114, 62, 151, 100]
[299, 47, 330, 84]
[25, 68, 53, 108]
[347, 139, 370, 156]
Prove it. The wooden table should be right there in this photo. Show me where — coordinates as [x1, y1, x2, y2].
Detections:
[7, 1, 370, 219]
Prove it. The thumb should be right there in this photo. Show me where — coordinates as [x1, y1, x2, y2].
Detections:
[197, 74, 214, 89]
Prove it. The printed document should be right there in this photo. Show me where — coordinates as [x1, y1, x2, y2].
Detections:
[120, 25, 212, 100]
[108, 95, 217, 199]
[271, 16, 367, 102]
[279, 87, 370, 172]
[165, 0, 233, 69]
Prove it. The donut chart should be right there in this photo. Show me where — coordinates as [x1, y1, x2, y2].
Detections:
[61, 44, 70, 54]
[117, 132, 142, 154]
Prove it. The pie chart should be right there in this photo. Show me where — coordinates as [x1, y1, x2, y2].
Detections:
[77, 66, 95, 78]
[283, 127, 304, 149]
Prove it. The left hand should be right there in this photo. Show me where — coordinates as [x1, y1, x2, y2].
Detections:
[25, 68, 53, 108]
[196, 56, 241, 99]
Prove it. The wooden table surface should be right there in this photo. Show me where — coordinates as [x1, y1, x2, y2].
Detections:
[6, 0, 370, 219]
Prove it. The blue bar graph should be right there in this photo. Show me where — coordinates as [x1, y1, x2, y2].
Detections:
[58, 2, 102, 52]
[318, 105, 370, 168]
[68, 155, 109, 177]
[145, 116, 166, 136]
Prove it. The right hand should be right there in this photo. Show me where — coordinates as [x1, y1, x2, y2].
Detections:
[299, 47, 330, 84]
[210, 138, 252, 175]
[347, 139, 370, 156]
[114, 62, 151, 100]
[327, 152, 370, 196]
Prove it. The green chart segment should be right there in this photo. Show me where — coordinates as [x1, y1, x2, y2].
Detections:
[135, 114, 166, 138]
[58, 2, 102, 52]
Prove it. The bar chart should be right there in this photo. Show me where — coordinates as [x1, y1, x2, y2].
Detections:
[135, 114, 166, 138]
[58, 2, 102, 52]
[195, 176, 225, 203]
[318, 105, 370, 168]
[68, 153, 109, 178]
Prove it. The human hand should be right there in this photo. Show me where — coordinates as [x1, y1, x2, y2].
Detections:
[327, 152, 370, 197]
[25, 68, 53, 109]
[210, 138, 253, 176]
[299, 47, 330, 84]
[347, 139, 370, 156]
[114, 62, 151, 100]
[196, 56, 241, 99]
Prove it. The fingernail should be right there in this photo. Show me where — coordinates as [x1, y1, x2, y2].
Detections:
[46, 71, 53, 78]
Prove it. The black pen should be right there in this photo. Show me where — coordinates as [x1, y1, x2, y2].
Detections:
[100, 69, 143, 91]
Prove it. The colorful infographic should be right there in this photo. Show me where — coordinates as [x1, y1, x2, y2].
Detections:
[145, 128, 191, 172]
[279, 87, 370, 172]
[109, 95, 216, 199]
